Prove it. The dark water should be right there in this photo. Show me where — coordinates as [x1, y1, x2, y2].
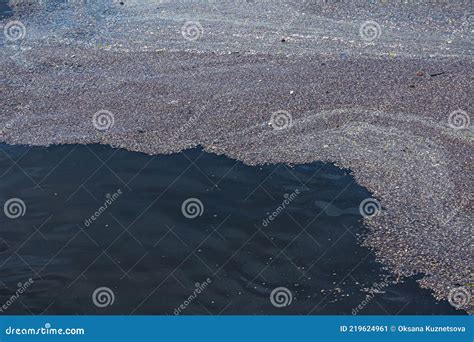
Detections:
[0, 0, 11, 19]
[0, 0, 465, 316]
[0, 144, 461, 315]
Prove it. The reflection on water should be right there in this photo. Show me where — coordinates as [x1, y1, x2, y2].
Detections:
[0, 144, 461, 315]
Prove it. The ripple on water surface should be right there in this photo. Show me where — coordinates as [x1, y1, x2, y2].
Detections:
[0, 144, 462, 315]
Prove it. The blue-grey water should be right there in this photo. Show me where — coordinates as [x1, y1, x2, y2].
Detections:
[0, 144, 461, 315]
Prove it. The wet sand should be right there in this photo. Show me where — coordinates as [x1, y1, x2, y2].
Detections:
[0, 0, 473, 311]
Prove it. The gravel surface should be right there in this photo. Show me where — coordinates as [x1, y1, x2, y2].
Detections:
[0, 0, 473, 312]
